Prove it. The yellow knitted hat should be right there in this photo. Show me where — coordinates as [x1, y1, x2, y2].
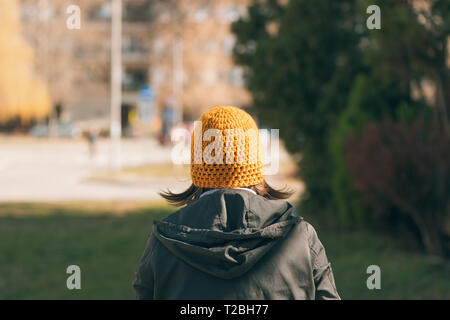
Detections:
[191, 106, 265, 188]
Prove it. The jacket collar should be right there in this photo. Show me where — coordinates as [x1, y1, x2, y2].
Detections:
[199, 188, 257, 198]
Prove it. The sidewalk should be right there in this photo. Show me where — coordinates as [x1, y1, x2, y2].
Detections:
[0, 136, 303, 202]
[0, 136, 183, 202]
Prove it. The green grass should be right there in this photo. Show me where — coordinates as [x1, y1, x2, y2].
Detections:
[0, 202, 448, 299]
[317, 228, 450, 299]
[0, 202, 172, 299]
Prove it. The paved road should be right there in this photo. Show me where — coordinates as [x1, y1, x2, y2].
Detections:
[0, 136, 189, 202]
[0, 136, 302, 203]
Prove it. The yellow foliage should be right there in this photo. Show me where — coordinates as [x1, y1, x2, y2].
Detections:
[0, 0, 51, 123]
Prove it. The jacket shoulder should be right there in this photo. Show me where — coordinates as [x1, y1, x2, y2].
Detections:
[288, 219, 323, 256]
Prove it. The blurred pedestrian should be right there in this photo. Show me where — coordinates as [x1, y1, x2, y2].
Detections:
[134, 106, 340, 300]
[158, 97, 176, 146]
[85, 127, 100, 158]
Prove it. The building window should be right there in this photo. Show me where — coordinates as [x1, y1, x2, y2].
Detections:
[198, 39, 219, 52]
[123, 36, 148, 55]
[228, 67, 244, 87]
[124, 1, 151, 22]
[217, 6, 246, 22]
[191, 5, 211, 22]
[88, 3, 112, 21]
[86, 65, 109, 83]
[152, 38, 166, 56]
[123, 68, 147, 91]
[223, 35, 236, 55]
[201, 70, 218, 85]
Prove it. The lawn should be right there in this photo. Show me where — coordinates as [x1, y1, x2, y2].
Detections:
[0, 202, 448, 299]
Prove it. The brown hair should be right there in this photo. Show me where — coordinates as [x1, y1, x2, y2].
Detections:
[159, 179, 294, 207]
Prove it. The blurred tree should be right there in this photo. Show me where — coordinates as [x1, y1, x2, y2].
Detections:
[340, 0, 450, 255]
[346, 118, 450, 257]
[362, 0, 449, 133]
[232, 0, 365, 214]
[330, 75, 372, 227]
[330, 69, 430, 226]
[329, 0, 448, 228]
[233, 0, 449, 230]
[0, 0, 51, 127]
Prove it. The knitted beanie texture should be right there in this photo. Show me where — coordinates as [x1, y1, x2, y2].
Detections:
[191, 106, 264, 188]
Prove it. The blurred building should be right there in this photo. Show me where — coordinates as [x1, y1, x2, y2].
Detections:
[17, 0, 251, 132]
[149, 0, 252, 121]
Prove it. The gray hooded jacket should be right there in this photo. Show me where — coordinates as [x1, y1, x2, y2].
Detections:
[133, 188, 340, 299]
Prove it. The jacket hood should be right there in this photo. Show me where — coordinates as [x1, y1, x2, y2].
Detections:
[153, 189, 301, 279]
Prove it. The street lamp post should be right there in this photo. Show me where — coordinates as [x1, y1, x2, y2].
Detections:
[110, 0, 122, 169]
[172, 35, 183, 125]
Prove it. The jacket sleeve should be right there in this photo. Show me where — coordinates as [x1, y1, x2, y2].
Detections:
[133, 234, 158, 300]
[307, 223, 341, 300]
